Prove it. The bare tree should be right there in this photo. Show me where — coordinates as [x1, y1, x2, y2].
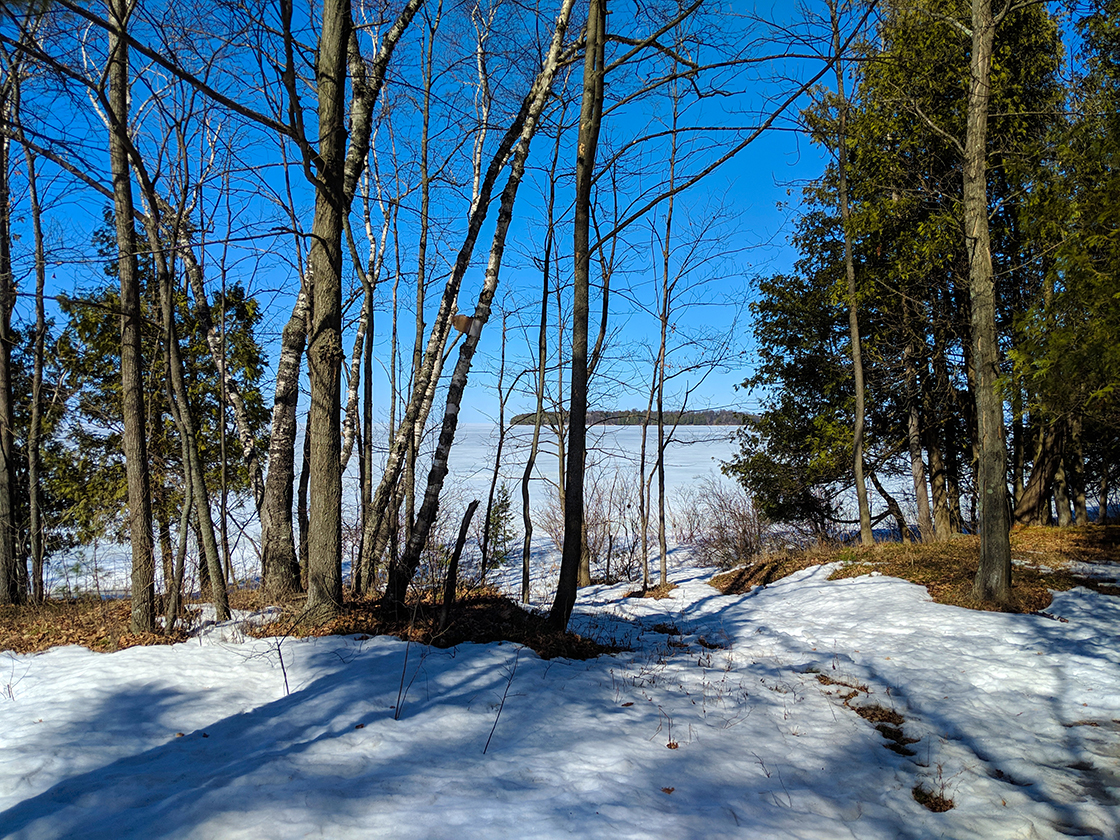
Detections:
[383, 0, 580, 606]
[549, 0, 605, 630]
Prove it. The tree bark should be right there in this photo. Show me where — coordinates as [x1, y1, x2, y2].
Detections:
[107, 0, 156, 631]
[906, 370, 934, 540]
[870, 471, 908, 543]
[301, 0, 352, 618]
[21, 115, 47, 601]
[260, 288, 309, 597]
[1067, 413, 1088, 526]
[1053, 457, 1073, 527]
[0, 79, 20, 605]
[439, 499, 479, 629]
[830, 0, 873, 547]
[964, 0, 1012, 605]
[550, 0, 605, 631]
[386, 0, 577, 606]
[1013, 419, 1061, 526]
[924, 422, 953, 540]
[152, 236, 230, 621]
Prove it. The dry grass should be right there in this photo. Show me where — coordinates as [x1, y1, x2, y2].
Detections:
[912, 784, 954, 812]
[709, 552, 826, 594]
[624, 582, 678, 600]
[1, 586, 616, 660]
[247, 588, 616, 660]
[712, 525, 1120, 613]
[0, 598, 189, 654]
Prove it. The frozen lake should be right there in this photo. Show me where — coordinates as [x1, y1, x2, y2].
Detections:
[405, 422, 744, 505]
[53, 423, 747, 597]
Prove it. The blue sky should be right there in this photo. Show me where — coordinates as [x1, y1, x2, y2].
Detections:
[7, 0, 839, 430]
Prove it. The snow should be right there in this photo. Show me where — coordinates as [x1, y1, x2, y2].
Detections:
[3, 558, 1119, 839]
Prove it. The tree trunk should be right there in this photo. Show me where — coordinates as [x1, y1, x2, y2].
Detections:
[1013, 420, 1062, 526]
[907, 382, 934, 540]
[362, 0, 575, 593]
[302, 0, 352, 618]
[520, 132, 562, 605]
[480, 315, 509, 582]
[259, 288, 309, 597]
[298, 409, 312, 584]
[164, 429, 194, 633]
[108, 0, 156, 631]
[638, 389, 655, 591]
[22, 130, 47, 601]
[1053, 458, 1073, 527]
[146, 219, 230, 622]
[1098, 467, 1109, 524]
[0, 81, 20, 605]
[1011, 389, 1025, 507]
[830, 1, 873, 546]
[870, 472, 908, 543]
[439, 499, 479, 629]
[924, 423, 953, 540]
[1067, 413, 1088, 526]
[551, 0, 604, 631]
[964, 0, 1012, 605]
[387, 0, 577, 606]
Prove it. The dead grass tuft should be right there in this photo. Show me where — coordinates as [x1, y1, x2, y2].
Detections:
[816, 673, 870, 693]
[624, 582, 678, 600]
[852, 703, 906, 726]
[710, 552, 830, 595]
[912, 784, 954, 812]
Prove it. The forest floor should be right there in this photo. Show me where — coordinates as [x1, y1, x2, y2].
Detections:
[3, 524, 1116, 656]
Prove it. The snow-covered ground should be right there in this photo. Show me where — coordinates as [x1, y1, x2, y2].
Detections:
[3, 555, 1118, 839]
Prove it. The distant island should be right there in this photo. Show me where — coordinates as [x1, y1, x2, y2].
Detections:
[510, 408, 754, 426]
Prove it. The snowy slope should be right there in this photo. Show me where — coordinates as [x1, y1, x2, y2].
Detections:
[2, 564, 1118, 840]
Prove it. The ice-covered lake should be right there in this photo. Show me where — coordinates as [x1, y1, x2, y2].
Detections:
[404, 422, 743, 505]
[53, 423, 746, 597]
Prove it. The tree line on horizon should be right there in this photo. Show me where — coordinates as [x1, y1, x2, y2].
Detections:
[511, 408, 753, 426]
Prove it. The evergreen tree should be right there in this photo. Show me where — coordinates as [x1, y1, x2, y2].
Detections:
[56, 215, 269, 584]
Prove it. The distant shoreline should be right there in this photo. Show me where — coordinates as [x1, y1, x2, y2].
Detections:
[509, 409, 755, 427]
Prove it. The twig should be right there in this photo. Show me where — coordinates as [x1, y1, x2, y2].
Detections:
[483, 648, 521, 754]
[394, 599, 423, 721]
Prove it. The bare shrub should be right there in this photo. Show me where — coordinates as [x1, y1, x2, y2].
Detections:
[673, 476, 764, 568]
[539, 464, 647, 584]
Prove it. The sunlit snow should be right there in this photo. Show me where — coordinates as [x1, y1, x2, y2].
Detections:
[2, 555, 1118, 839]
